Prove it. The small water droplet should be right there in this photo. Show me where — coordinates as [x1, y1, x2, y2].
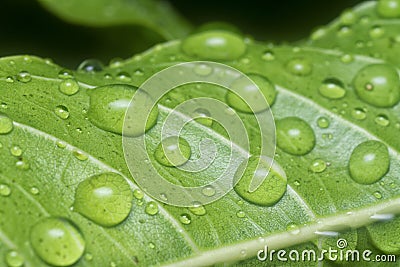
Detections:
[318, 78, 346, 99]
[77, 59, 104, 72]
[145, 201, 159, 216]
[351, 108, 367, 120]
[340, 54, 354, 64]
[58, 69, 74, 79]
[133, 189, 144, 200]
[17, 71, 31, 83]
[262, 50, 275, 61]
[5, 76, 14, 83]
[0, 184, 11, 196]
[30, 217, 85, 266]
[74, 172, 133, 227]
[194, 63, 213, 76]
[337, 25, 352, 37]
[54, 105, 70, 120]
[109, 58, 123, 68]
[73, 150, 88, 161]
[189, 202, 206, 216]
[286, 58, 312, 76]
[116, 72, 131, 82]
[0, 115, 13, 134]
[30, 187, 39, 195]
[56, 140, 67, 149]
[377, 0, 400, 18]
[5, 250, 24, 267]
[369, 25, 385, 39]
[179, 213, 191, 225]
[349, 140, 390, 184]
[154, 136, 191, 167]
[148, 242, 155, 249]
[202, 185, 216, 197]
[353, 64, 400, 107]
[10, 146, 22, 157]
[373, 191, 383, 199]
[286, 223, 300, 235]
[134, 68, 144, 76]
[59, 79, 79, 96]
[236, 210, 246, 218]
[276, 117, 316, 155]
[294, 180, 301, 186]
[16, 159, 30, 170]
[310, 159, 327, 173]
[375, 114, 390, 126]
[317, 117, 330, 128]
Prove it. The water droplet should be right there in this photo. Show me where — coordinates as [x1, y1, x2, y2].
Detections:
[193, 108, 213, 127]
[17, 71, 31, 83]
[310, 159, 327, 173]
[340, 54, 354, 64]
[181, 30, 246, 60]
[202, 185, 216, 197]
[73, 150, 88, 161]
[56, 140, 67, 149]
[262, 50, 275, 61]
[375, 114, 390, 126]
[10, 146, 22, 157]
[30, 187, 39, 195]
[294, 180, 301, 186]
[194, 63, 213, 76]
[87, 84, 158, 136]
[310, 27, 327, 41]
[226, 74, 276, 113]
[318, 78, 346, 99]
[234, 156, 287, 206]
[77, 59, 104, 72]
[148, 242, 155, 249]
[286, 223, 300, 235]
[109, 58, 123, 68]
[369, 25, 385, 39]
[373, 191, 383, 199]
[116, 72, 132, 82]
[0, 115, 14, 134]
[353, 64, 400, 107]
[133, 189, 144, 200]
[134, 68, 144, 76]
[54, 105, 70, 120]
[189, 202, 206, 216]
[276, 117, 316, 155]
[145, 201, 159, 216]
[59, 79, 79, 96]
[286, 58, 312, 76]
[16, 159, 30, 170]
[377, 0, 400, 18]
[179, 213, 191, 225]
[5, 250, 24, 267]
[351, 108, 367, 120]
[340, 10, 356, 24]
[58, 69, 74, 79]
[236, 210, 246, 218]
[0, 184, 11, 196]
[30, 217, 85, 266]
[349, 140, 390, 184]
[74, 172, 132, 227]
[317, 117, 330, 128]
[5, 76, 14, 83]
[154, 136, 191, 167]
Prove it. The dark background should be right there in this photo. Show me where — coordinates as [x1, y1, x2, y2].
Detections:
[0, 0, 363, 68]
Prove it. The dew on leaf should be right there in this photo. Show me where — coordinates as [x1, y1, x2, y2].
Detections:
[30, 187, 39, 195]
[54, 105, 70, 120]
[133, 189, 144, 200]
[353, 64, 400, 107]
[188, 202, 206, 216]
[5, 76, 14, 83]
[286, 58, 312, 76]
[318, 78, 346, 99]
[17, 71, 31, 83]
[145, 201, 159, 216]
[87, 84, 158, 136]
[340, 54, 354, 63]
[236, 210, 246, 218]
[77, 59, 104, 72]
[375, 114, 390, 126]
[373, 191, 383, 199]
[276, 117, 316, 155]
[317, 117, 330, 128]
[179, 213, 191, 225]
[233, 156, 287, 206]
[181, 30, 246, 61]
[310, 159, 327, 173]
[0, 114, 14, 134]
[74, 172, 133, 227]
[351, 108, 367, 120]
[30, 217, 85, 266]
[369, 25, 385, 39]
[0, 184, 11, 196]
[201, 185, 216, 197]
[59, 79, 79, 96]
[15, 159, 29, 170]
[349, 140, 390, 184]
[337, 25, 352, 37]
[193, 63, 213, 76]
[377, 0, 400, 18]
[116, 72, 132, 82]
[5, 250, 24, 267]
[10, 146, 22, 157]
[154, 136, 191, 167]
[58, 69, 74, 79]
[261, 50, 275, 61]
[73, 150, 88, 161]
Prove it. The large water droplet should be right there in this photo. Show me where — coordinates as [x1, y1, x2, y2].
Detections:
[87, 84, 158, 136]
[145, 201, 159, 215]
[30, 217, 85, 266]
[0, 184, 11, 196]
[181, 30, 246, 61]
[276, 117, 316, 155]
[5, 250, 24, 267]
[226, 74, 276, 113]
[353, 64, 400, 107]
[286, 58, 312, 76]
[54, 105, 70, 120]
[318, 78, 346, 99]
[349, 140, 390, 184]
[74, 173, 132, 227]
[17, 71, 31, 83]
[234, 156, 287, 206]
[59, 79, 79, 96]
[377, 0, 400, 18]
[77, 59, 104, 72]
[0, 114, 13, 134]
[154, 136, 191, 167]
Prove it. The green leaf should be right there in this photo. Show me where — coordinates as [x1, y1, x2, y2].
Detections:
[304, 0, 400, 67]
[0, 31, 400, 266]
[37, 0, 191, 40]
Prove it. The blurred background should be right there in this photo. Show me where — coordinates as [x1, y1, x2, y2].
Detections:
[0, 0, 363, 68]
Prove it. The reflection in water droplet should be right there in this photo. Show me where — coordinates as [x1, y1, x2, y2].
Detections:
[30, 217, 85, 266]
[377, 0, 400, 18]
[349, 140, 390, 184]
[236, 210, 246, 218]
[276, 117, 316, 155]
[154, 136, 191, 167]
